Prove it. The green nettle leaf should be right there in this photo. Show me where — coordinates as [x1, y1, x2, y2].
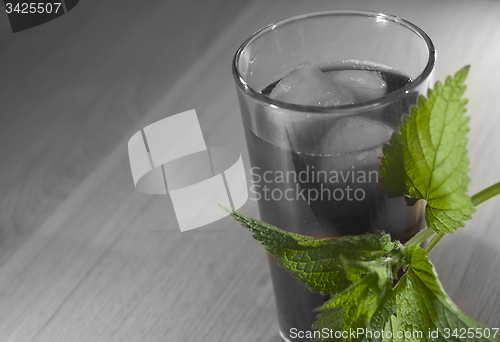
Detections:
[380, 66, 476, 233]
[312, 307, 343, 342]
[384, 245, 498, 342]
[228, 210, 394, 295]
[313, 257, 396, 342]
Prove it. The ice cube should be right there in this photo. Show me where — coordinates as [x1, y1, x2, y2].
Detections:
[326, 70, 387, 103]
[321, 117, 392, 155]
[270, 62, 354, 106]
[318, 117, 393, 173]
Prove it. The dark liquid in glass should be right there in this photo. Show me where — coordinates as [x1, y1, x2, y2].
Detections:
[244, 65, 425, 341]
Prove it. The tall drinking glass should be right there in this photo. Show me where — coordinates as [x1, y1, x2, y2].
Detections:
[232, 10, 435, 341]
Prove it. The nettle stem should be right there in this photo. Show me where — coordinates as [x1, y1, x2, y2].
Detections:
[471, 180, 500, 206]
[424, 232, 444, 253]
[405, 226, 434, 247]
[421, 180, 500, 254]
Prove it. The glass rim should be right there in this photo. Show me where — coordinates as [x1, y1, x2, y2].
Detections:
[232, 10, 436, 114]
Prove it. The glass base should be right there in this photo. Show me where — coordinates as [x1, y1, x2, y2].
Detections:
[279, 330, 292, 342]
[279, 328, 315, 342]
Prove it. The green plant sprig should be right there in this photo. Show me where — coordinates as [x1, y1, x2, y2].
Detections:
[228, 66, 500, 341]
[406, 179, 500, 254]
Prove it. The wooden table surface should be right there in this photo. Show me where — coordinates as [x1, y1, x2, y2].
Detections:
[1, 0, 500, 341]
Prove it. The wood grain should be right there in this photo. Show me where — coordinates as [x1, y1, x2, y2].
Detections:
[0, 0, 250, 265]
[1, 0, 499, 341]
